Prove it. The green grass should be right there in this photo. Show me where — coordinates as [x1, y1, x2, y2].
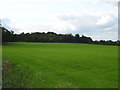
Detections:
[2, 42, 118, 88]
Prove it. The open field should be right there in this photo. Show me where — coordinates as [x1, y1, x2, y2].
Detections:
[2, 42, 118, 88]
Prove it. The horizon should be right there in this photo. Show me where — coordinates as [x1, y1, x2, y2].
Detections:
[1, 26, 119, 42]
[0, 0, 118, 41]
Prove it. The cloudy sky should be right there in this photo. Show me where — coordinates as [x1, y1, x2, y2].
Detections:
[0, 0, 119, 40]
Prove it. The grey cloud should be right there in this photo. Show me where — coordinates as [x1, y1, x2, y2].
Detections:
[1, 18, 20, 33]
[1, 18, 11, 29]
[58, 14, 117, 31]
[58, 14, 98, 33]
[96, 15, 117, 29]
[86, 31, 118, 40]
[57, 13, 118, 40]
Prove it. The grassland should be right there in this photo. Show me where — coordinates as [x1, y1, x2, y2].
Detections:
[2, 42, 118, 88]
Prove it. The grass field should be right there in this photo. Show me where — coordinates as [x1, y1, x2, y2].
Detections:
[2, 42, 118, 88]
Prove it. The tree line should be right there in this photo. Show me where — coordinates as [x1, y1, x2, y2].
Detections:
[1, 27, 120, 46]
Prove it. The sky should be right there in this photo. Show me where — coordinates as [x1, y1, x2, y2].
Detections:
[0, 0, 119, 40]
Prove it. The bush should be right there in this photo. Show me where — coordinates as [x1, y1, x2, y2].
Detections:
[2, 60, 32, 88]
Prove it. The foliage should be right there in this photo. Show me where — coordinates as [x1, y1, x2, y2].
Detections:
[2, 27, 119, 45]
[2, 60, 32, 88]
[2, 27, 92, 43]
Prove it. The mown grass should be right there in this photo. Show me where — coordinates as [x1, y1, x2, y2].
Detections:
[2, 42, 118, 88]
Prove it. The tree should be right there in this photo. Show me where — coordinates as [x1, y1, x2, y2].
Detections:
[2, 27, 14, 42]
[2, 27, 118, 46]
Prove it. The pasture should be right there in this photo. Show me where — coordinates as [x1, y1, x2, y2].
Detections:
[2, 42, 118, 88]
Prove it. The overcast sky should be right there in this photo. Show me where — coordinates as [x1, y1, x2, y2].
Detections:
[0, 0, 119, 40]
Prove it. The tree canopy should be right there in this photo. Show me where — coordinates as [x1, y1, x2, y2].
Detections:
[1, 27, 119, 46]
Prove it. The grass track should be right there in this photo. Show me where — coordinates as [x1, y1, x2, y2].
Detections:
[2, 42, 118, 88]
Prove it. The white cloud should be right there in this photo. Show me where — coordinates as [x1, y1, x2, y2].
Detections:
[11, 22, 53, 33]
[0, 0, 118, 40]
[87, 31, 118, 41]
[56, 12, 117, 40]
[96, 16, 112, 25]
[91, 0, 119, 3]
